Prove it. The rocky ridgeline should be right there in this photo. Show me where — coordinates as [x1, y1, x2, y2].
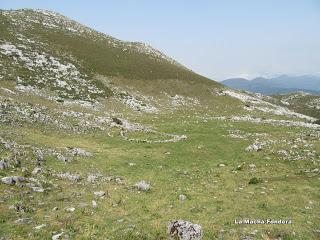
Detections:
[307, 98, 320, 110]
[1, 9, 182, 68]
[278, 91, 311, 103]
[210, 88, 317, 121]
[1, 8, 203, 114]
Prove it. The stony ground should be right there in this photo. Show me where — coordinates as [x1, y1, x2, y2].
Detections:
[0, 9, 320, 240]
[1, 83, 319, 240]
[273, 92, 320, 120]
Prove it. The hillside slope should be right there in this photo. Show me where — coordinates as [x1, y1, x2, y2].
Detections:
[0, 9, 222, 102]
[273, 92, 320, 120]
[0, 9, 320, 240]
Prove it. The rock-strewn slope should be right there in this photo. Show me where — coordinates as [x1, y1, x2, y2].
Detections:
[273, 91, 320, 119]
[0, 9, 319, 240]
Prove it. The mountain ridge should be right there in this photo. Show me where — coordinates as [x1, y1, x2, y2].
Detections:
[1, 9, 220, 90]
[221, 75, 320, 95]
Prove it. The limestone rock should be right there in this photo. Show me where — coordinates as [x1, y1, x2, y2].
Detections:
[1, 176, 27, 185]
[65, 207, 75, 212]
[0, 161, 9, 170]
[168, 220, 203, 240]
[32, 167, 42, 175]
[52, 232, 64, 240]
[93, 191, 106, 198]
[179, 194, 187, 201]
[134, 180, 150, 192]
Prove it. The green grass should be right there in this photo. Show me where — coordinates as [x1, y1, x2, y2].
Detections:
[273, 93, 320, 120]
[0, 112, 319, 239]
[0, 9, 319, 240]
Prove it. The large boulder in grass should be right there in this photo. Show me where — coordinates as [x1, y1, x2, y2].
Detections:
[167, 220, 203, 240]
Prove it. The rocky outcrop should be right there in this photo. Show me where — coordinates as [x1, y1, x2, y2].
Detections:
[134, 180, 150, 192]
[1, 176, 27, 185]
[168, 220, 203, 240]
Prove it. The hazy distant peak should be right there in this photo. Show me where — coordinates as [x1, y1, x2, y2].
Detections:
[221, 75, 320, 95]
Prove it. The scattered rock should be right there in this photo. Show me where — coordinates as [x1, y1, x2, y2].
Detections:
[31, 186, 45, 193]
[9, 204, 25, 213]
[0, 161, 9, 170]
[65, 207, 75, 212]
[52, 232, 64, 240]
[245, 144, 261, 152]
[87, 173, 102, 183]
[134, 180, 150, 192]
[93, 191, 106, 198]
[115, 177, 125, 185]
[35, 149, 44, 164]
[1, 176, 27, 185]
[32, 167, 42, 175]
[112, 117, 122, 125]
[92, 200, 97, 208]
[168, 220, 203, 240]
[179, 194, 187, 201]
[78, 202, 89, 208]
[54, 172, 81, 181]
[15, 218, 31, 225]
[236, 164, 244, 171]
[56, 154, 68, 163]
[34, 224, 46, 230]
[66, 147, 93, 157]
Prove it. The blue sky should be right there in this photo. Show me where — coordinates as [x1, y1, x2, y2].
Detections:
[1, 0, 320, 80]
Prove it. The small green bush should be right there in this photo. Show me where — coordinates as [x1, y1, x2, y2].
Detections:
[249, 177, 262, 184]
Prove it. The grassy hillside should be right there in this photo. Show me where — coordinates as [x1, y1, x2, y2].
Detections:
[0, 9, 319, 240]
[0, 9, 221, 99]
[273, 92, 320, 120]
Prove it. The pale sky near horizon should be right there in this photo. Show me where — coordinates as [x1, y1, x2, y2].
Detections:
[1, 0, 320, 81]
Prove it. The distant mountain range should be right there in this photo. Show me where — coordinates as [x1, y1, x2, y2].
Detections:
[221, 75, 320, 95]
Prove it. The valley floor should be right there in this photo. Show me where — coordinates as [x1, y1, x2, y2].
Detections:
[1, 108, 319, 240]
